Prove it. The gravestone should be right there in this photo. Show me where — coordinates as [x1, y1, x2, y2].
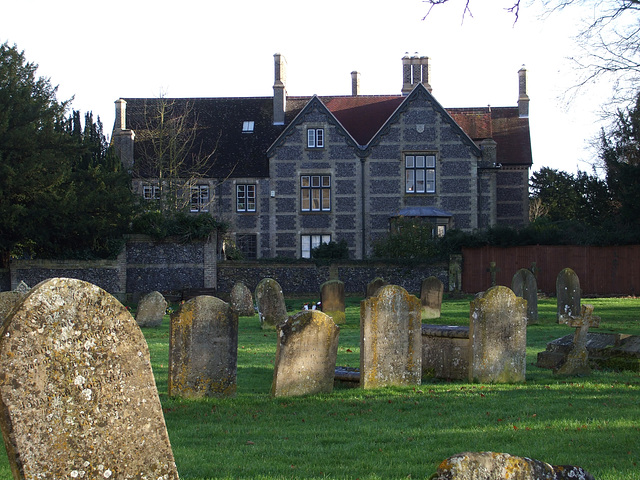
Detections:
[0, 291, 26, 324]
[511, 268, 538, 324]
[230, 281, 255, 317]
[449, 254, 462, 292]
[271, 310, 340, 397]
[555, 304, 601, 376]
[169, 295, 238, 397]
[469, 286, 527, 383]
[360, 285, 422, 388]
[255, 278, 288, 329]
[135, 290, 167, 327]
[14, 280, 30, 293]
[365, 277, 387, 298]
[320, 279, 346, 324]
[0, 278, 178, 479]
[420, 276, 444, 319]
[556, 267, 581, 321]
[487, 261, 500, 287]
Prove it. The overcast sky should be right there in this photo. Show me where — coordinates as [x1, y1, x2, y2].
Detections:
[2, 0, 615, 174]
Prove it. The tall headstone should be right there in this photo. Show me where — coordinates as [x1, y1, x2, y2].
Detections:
[230, 281, 255, 317]
[420, 276, 444, 319]
[320, 279, 346, 325]
[449, 254, 462, 292]
[365, 277, 387, 298]
[0, 278, 178, 479]
[255, 278, 288, 329]
[511, 268, 538, 325]
[360, 285, 422, 388]
[556, 267, 581, 322]
[169, 295, 238, 397]
[469, 286, 527, 383]
[271, 310, 340, 397]
[135, 290, 167, 327]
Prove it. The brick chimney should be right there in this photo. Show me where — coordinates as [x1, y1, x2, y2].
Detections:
[402, 55, 432, 95]
[273, 53, 287, 125]
[112, 99, 135, 171]
[518, 66, 529, 118]
[351, 71, 360, 96]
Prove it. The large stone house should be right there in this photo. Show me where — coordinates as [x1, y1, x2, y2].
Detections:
[112, 54, 532, 260]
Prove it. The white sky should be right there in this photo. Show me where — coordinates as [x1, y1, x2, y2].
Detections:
[2, 0, 615, 174]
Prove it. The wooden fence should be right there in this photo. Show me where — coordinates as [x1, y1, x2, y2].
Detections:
[462, 245, 640, 296]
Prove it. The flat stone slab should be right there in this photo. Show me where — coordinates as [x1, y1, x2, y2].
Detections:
[422, 324, 470, 339]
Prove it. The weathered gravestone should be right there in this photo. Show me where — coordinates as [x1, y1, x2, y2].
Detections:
[469, 286, 527, 383]
[555, 304, 601, 376]
[433, 451, 594, 480]
[271, 310, 340, 397]
[556, 267, 581, 321]
[230, 281, 255, 317]
[360, 285, 422, 388]
[135, 290, 167, 327]
[449, 254, 462, 292]
[169, 295, 238, 397]
[320, 279, 346, 325]
[365, 277, 387, 299]
[420, 276, 444, 319]
[0, 292, 27, 325]
[0, 278, 178, 479]
[255, 278, 288, 329]
[511, 268, 538, 325]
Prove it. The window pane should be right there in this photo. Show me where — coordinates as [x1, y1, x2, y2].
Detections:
[312, 189, 321, 210]
[316, 128, 324, 147]
[311, 176, 320, 188]
[247, 185, 256, 211]
[406, 170, 415, 193]
[322, 235, 331, 244]
[322, 189, 330, 211]
[322, 176, 331, 187]
[415, 155, 425, 168]
[405, 155, 415, 168]
[416, 170, 425, 193]
[301, 236, 311, 258]
[301, 176, 310, 187]
[307, 129, 316, 148]
[426, 170, 435, 193]
[311, 235, 321, 249]
[426, 155, 436, 168]
[302, 189, 310, 211]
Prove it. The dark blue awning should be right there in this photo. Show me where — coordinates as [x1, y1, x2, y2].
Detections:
[392, 207, 452, 218]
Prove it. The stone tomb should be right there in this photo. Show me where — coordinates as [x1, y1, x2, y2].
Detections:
[469, 286, 527, 383]
[255, 277, 288, 329]
[169, 295, 238, 397]
[320, 279, 346, 325]
[511, 268, 538, 324]
[0, 278, 178, 479]
[230, 281, 255, 317]
[556, 267, 581, 321]
[420, 276, 444, 319]
[360, 285, 422, 388]
[271, 310, 340, 397]
[421, 324, 470, 380]
[135, 290, 167, 327]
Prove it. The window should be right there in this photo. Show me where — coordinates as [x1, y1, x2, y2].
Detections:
[236, 234, 257, 259]
[236, 184, 256, 212]
[242, 121, 254, 133]
[142, 184, 159, 200]
[301, 234, 331, 259]
[190, 185, 210, 212]
[307, 128, 324, 148]
[405, 154, 436, 193]
[301, 175, 331, 212]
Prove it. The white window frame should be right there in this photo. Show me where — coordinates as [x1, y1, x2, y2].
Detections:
[301, 234, 331, 259]
[142, 184, 159, 200]
[242, 121, 254, 133]
[190, 185, 210, 212]
[405, 154, 436, 194]
[307, 128, 324, 148]
[236, 184, 256, 212]
[301, 175, 331, 212]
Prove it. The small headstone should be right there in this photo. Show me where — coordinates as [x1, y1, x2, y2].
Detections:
[255, 278, 287, 329]
[449, 254, 462, 292]
[0, 278, 178, 479]
[136, 290, 167, 327]
[555, 304, 601, 376]
[420, 276, 444, 319]
[556, 267, 581, 322]
[320, 279, 346, 325]
[511, 268, 538, 324]
[365, 277, 387, 298]
[360, 285, 422, 388]
[469, 286, 527, 383]
[169, 295, 238, 397]
[271, 310, 340, 397]
[230, 281, 255, 317]
[433, 452, 594, 480]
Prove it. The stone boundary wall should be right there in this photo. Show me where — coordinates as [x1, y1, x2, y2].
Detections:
[0, 269, 11, 292]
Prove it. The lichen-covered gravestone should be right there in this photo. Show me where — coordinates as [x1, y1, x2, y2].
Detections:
[365, 277, 387, 298]
[169, 295, 238, 397]
[135, 290, 167, 327]
[230, 281, 255, 317]
[420, 276, 444, 319]
[271, 310, 340, 397]
[511, 268, 538, 324]
[0, 291, 26, 325]
[255, 278, 287, 329]
[320, 279, 346, 325]
[556, 267, 581, 322]
[0, 277, 178, 479]
[469, 286, 527, 383]
[360, 285, 422, 388]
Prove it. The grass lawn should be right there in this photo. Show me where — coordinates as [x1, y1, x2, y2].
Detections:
[0, 294, 638, 479]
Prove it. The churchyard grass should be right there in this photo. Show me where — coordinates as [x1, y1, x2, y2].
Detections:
[0, 295, 637, 479]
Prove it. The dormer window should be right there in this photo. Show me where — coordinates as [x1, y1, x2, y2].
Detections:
[307, 128, 324, 148]
[242, 121, 254, 133]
